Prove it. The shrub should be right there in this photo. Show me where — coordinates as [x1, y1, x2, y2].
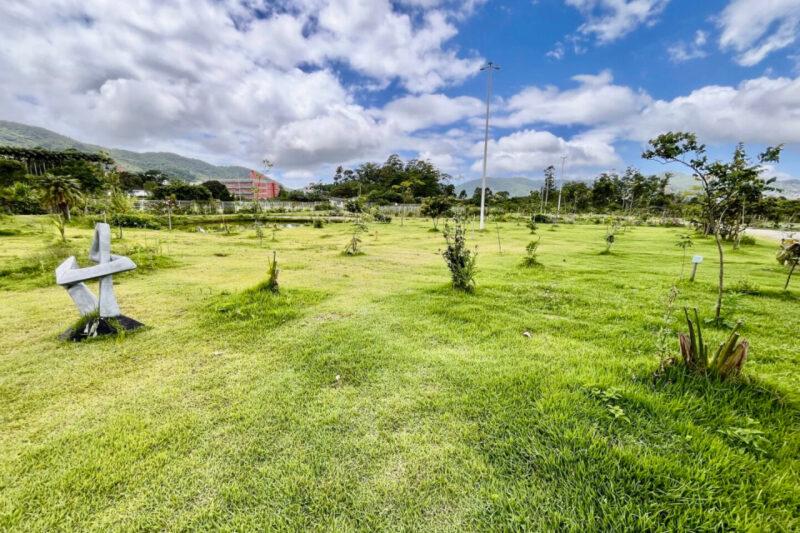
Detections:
[371, 210, 392, 223]
[90, 212, 161, 230]
[313, 203, 332, 211]
[442, 216, 477, 291]
[677, 308, 749, 379]
[533, 213, 552, 224]
[312, 218, 325, 228]
[521, 234, 541, 268]
[739, 235, 756, 246]
[343, 220, 367, 256]
[257, 251, 279, 294]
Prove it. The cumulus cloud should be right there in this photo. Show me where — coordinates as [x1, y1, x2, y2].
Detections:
[469, 129, 620, 175]
[668, 30, 708, 62]
[718, 0, 800, 66]
[496, 70, 651, 128]
[380, 94, 484, 131]
[565, 0, 670, 44]
[620, 75, 800, 145]
[0, 0, 482, 173]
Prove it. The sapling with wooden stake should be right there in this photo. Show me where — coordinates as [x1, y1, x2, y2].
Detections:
[676, 234, 693, 278]
[643, 133, 782, 322]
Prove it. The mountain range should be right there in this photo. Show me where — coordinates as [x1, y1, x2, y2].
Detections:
[0, 120, 253, 182]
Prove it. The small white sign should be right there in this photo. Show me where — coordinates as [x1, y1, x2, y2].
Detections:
[692, 255, 704, 264]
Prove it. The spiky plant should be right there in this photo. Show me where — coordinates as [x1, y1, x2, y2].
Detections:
[678, 307, 749, 379]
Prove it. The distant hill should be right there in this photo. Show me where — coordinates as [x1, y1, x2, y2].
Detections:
[457, 173, 800, 198]
[0, 120, 254, 182]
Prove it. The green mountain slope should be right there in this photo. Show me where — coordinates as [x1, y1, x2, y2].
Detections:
[0, 120, 253, 181]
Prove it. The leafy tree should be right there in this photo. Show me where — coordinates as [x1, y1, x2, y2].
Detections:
[51, 159, 105, 193]
[201, 180, 233, 201]
[152, 182, 212, 202]
[420, 196, 454, 229]
[643, 132, 781, 321]
[561, 181, 592, 212]
[0, 159, 27, 187]
[37, 173, 82, 220]
[117, 171, 144, 192]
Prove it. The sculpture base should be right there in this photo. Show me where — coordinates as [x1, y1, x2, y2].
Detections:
[60, 315, 144, 341]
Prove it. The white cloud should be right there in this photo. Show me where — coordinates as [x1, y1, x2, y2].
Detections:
[718, 0, 800, 66]
[620, 75, 800, 145]
[565, 0, 670, 44]
[496, 70, 651, 127]
[380, 94, 483, 131]
[668, 30, 708, 62]
[469, 129, 620, 175]
[0, 0, 482, 174]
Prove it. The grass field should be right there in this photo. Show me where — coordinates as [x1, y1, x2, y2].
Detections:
[0, 215, 798, 531]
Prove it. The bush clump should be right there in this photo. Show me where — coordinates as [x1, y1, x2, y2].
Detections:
[442, 216, 477, 292]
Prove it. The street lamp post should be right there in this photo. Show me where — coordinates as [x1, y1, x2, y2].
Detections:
[479, 61, 500, 230]
[556, 155, 566, 223]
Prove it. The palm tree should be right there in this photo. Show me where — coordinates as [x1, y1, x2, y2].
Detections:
[38, 173, 82, 221]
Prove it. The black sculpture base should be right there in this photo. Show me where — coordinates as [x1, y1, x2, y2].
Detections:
[60, 315, 145, 341]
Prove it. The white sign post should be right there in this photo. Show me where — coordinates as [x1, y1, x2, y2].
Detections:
[689, 255, 703, 282]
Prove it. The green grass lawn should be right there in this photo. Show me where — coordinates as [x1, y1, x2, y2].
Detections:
[0, 215, 798, 531]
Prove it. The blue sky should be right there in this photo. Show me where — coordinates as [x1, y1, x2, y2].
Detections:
[1, 0, 798, 186]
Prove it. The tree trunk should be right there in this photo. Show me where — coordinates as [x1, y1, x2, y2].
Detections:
[786, 259, 798, 291]
[714, 228, 724, 320]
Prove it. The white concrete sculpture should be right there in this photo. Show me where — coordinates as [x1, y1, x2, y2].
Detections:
[55, 223, 143, 338]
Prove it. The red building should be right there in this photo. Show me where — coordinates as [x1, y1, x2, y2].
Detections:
[224, 170, 281, 200]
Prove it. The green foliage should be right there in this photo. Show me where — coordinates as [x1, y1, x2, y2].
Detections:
[0, 158, 26, 186]
[344, 197, 364, 214]
[50, 213, 67, 244]
[343, 220, 367, 256]
[738, 235, 756, 246]
[201, 180, 233, 201]
[152, 182, 213, 202]
[51, 159, 105, 193]
[678, 308, 749, 379]
[257, 251, 279, 294]
[0, 181, 42, 214]
[420, 196, 453, 229]
[36, 173, 82, 220]
[312, 218, 325, 229]
[521, 234, 541, 267]
[587, 387, 629, 423]
[442, 216, 477, 291]
[317, 154, 452, 202]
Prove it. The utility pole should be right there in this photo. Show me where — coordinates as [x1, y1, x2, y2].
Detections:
[556, 155, 566, 223]
[479, 61, 500, 230]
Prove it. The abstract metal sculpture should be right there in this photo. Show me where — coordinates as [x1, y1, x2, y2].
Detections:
[55, 223, 143, 339]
